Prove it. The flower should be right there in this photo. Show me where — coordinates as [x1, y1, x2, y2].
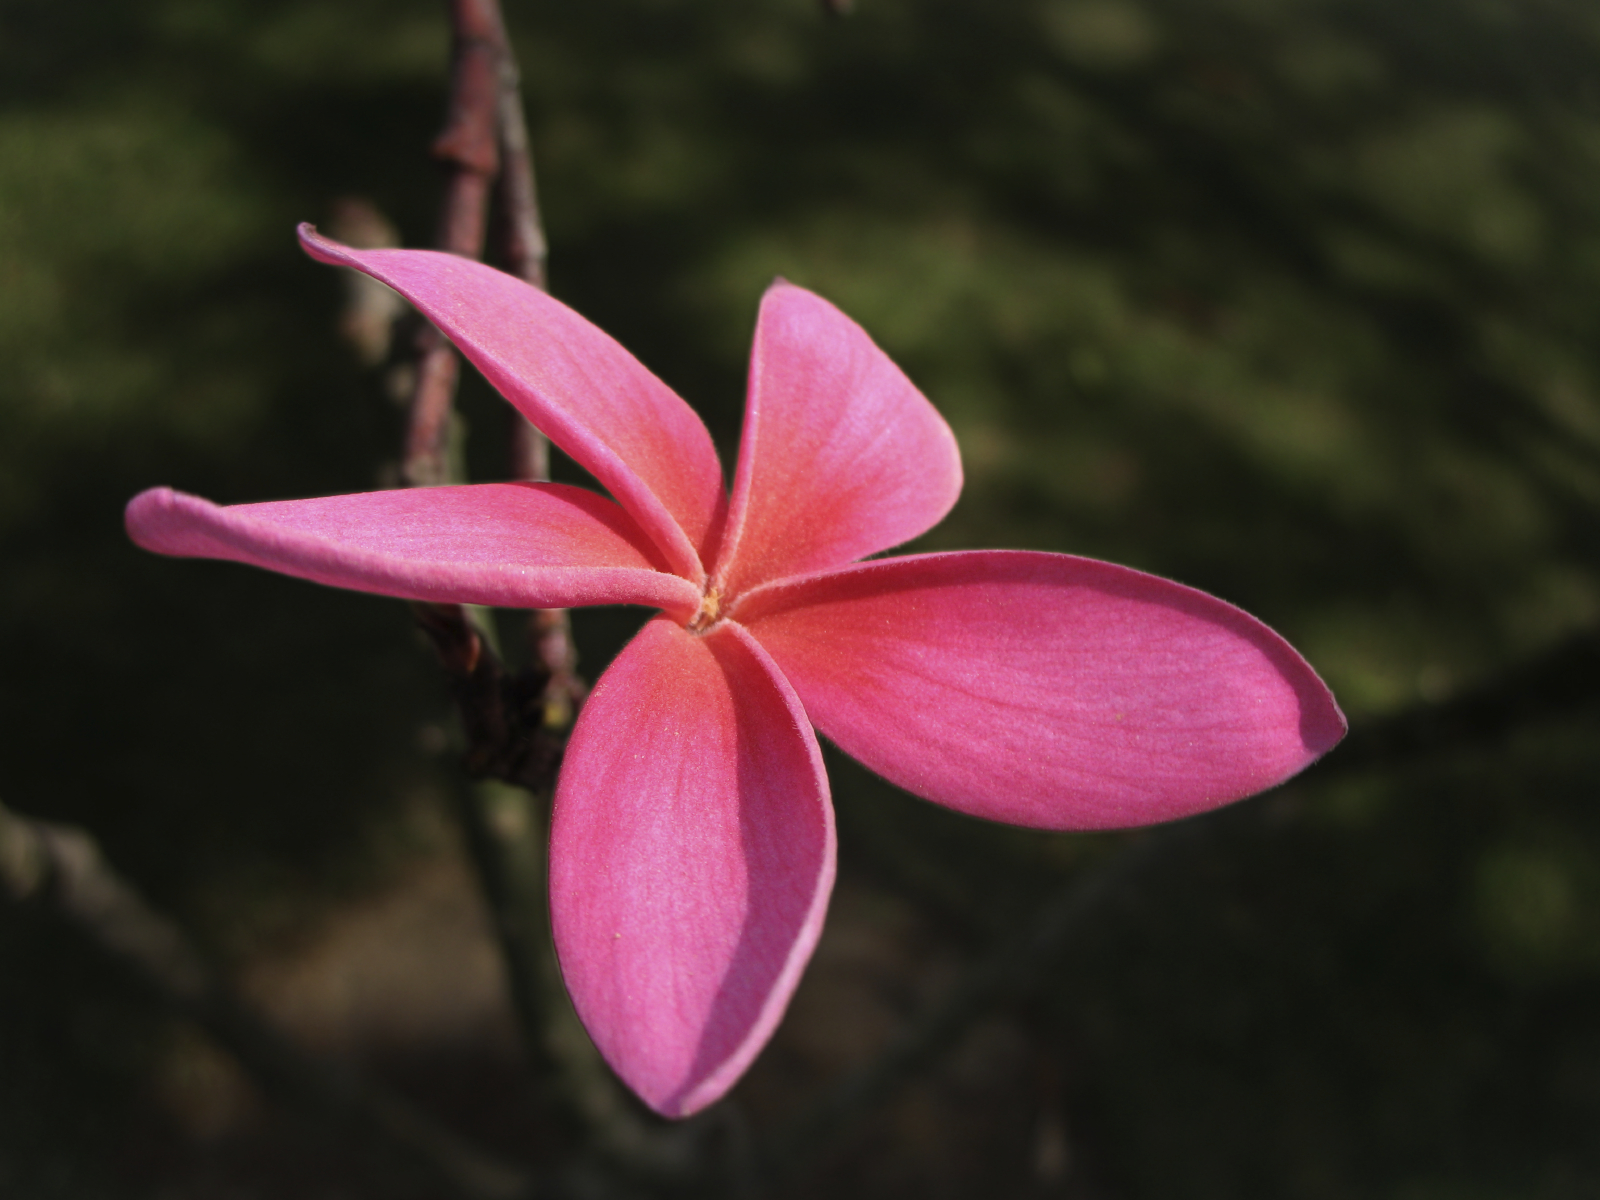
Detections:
[126, 224, 1345, 1117]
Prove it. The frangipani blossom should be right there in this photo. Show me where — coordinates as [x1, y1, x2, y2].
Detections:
[127, 224, 1345, 1118]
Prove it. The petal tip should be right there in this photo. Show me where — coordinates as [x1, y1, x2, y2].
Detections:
[758, 278, 832, 317]
[1300, 684, 1349, 761]
[124, 484, 171, 520]
[298, 221, 354, 267]
[124, 486, 189, 553]
[1263, 633, 1348, 765]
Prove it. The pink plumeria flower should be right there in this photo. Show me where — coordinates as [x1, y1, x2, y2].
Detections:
[127, 224, 1345, 1118]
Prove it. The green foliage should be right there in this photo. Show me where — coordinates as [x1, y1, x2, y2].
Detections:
[2, 0, 1598, 1195]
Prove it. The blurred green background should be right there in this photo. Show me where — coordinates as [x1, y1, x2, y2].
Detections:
[3, 0, 1600, 1196]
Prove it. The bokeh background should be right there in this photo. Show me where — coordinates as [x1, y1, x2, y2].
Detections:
[4, 0, 1600, 1196]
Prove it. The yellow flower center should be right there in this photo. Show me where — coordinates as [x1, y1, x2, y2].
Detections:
[688, 587, 722, 633]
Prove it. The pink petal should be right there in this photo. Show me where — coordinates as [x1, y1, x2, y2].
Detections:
[299, 225, 724, 582]
[125, 484, 702, 617]
[736, 551, 1346, 831]
[711, 282, 963, 598]
[549, 616, 835, 1117]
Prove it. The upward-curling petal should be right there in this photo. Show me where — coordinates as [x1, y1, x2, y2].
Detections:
[549, 616, 835, 1117]
[711, 282, 962, 597]
[126, 483, 701, 616]
[738, 551, 1346, 831]
[299, 225, 725, 581]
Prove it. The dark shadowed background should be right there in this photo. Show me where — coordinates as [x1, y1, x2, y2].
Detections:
[3, 0, 1599, 1196]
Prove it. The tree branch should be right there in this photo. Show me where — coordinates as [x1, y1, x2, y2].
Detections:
[478, 2, 585, 731]
[403, 0, 501, 488]
[762, 827, 1185, 1175]
[399, 8, 688, 1180]
[401, 0, 581, 782]
[0, 801, 534, 1200]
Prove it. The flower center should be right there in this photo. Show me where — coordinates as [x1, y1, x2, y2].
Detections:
[687, 586, 722, 633]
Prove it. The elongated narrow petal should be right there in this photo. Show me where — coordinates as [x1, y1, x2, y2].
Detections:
[299, 225, 724, 581]
[549, 616, 835, 1117]
[738, 552, 1346, 831]
[126, 484, 701, 616]
[711, 282, 962, 598]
